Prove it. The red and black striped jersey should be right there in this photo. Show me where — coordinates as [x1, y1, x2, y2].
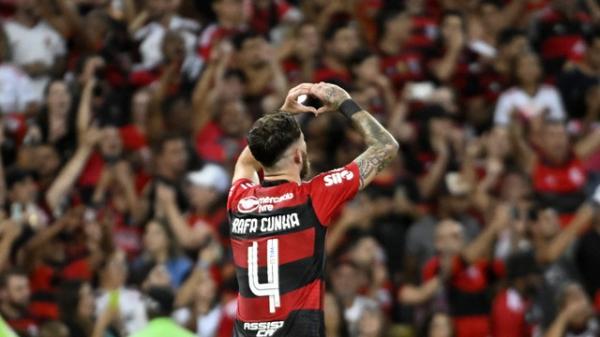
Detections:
[227, 163, 360, 337]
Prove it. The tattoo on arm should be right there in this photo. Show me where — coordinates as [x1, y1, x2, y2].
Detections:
[351, 111, 399, 189]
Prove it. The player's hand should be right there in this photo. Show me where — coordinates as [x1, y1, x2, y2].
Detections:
[279, 83, 318, 115]
[310, 82, 351, 115]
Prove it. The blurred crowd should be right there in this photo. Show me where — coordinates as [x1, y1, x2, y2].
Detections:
[1, 0, 600, 337]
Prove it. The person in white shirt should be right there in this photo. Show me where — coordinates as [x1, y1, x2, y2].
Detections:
[2, 0, 66, 103]
[95, 251, 148, 336]
[132, 0, 201, 76]
[494, 51, 566, 126]
[0, 26, 37, 114]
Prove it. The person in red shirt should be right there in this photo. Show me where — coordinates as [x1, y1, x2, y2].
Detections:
[227, 82, 398, 336]
[348, 49, 395, 119]
[314, 22, 360, 86]
[198, 0, 246, 63]
[155, 163, 230, 250]
[464, 28, 528, 132]
[421, 206, 508, 337]
[247, 0, 299, 35]
[491, 251, 542, 337]
[195, 99, 251, 169]
[533, 0, 592, 78]
[427, 11, 471, 91]
[230, 31, 288, 114]
[279, 21, 321, 85]
[511, 119, 600, 226]
[376, 7, 426, 91]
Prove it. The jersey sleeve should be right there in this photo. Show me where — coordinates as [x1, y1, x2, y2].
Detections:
[226, 178, 254, 211]
[309, 163, 361, 226]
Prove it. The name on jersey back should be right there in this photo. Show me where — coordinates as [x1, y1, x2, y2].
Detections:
[231, 213, 300, 235]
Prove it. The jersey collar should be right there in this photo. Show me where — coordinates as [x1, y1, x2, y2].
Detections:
[261, 179, 290, 187]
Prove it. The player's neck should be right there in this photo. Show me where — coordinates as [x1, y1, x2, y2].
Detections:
[263, 170, 301, 184]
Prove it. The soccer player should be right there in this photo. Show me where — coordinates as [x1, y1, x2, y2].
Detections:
[227, 82, 399, 337]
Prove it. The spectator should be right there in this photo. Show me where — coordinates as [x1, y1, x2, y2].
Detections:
[491, 251, 542, 337]
[129, 286, 195, 337]
[533, 0, 593, 76]
[376, 7, 426, 91]
[57, 280, 95, 337]
[279, 21, 321, 85]
[557, 29, 600, 121]
[464, 28, 528, 131]
[26, 79, 76, 158]
[315, 21, 360, 85]
[131, 220, 192, 288]
[421, 206, 508, 337]
[494, 52, 566, 126]
[418, 312, 456, 337]
[0, 26, 36, 115]
[173, 241, 234, 337]
[428, 10, 469, 90]
[231, 31, 288, 114]
[356, 304, 386, 337]
[324, 292, 350, 337]
[0, 269, 36, 337]
[348, 49, 395, 119]
[132, 0, 201, 72]
[330, 260, 377, 337]
[405, 173, 481, 281]
[38, 321, 69, 337]
[545, 282, 598, 337]
[198, 0, 246, 62]
[2, 0, 66, 101]
[247, 0, 301, 36]
[96, 251, 148, 336]
[157, 164, 228, 249]
[511, 119, 600, 225]
[576, 199, 600, 313]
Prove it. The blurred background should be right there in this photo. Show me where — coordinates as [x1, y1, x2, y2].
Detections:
[0, 0, 600, 336]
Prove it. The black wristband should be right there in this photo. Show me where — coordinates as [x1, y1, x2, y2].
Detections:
[339, 99, 362, 119]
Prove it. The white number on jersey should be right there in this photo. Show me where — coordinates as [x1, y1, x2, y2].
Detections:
[248, 239, 281, 313]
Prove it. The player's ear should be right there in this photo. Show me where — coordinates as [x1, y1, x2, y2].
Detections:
[293, 148, 302, 165]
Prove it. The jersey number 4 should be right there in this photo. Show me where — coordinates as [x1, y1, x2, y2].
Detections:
[248, 239, 281, 313]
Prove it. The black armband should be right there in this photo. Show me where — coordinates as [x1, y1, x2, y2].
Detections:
[339, 99, 362, 119]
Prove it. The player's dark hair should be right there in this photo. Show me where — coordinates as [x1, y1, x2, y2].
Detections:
[247, 113, 302, 168]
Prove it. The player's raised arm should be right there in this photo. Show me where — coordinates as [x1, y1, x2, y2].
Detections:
[231, 83, 318, 184]
[311, 83, 399, 189]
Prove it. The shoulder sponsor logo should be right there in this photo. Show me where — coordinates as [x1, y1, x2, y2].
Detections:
[243, 321, 284, 337]
[238, 196, 260, 213]
[237, 193, 294, 213]
[324, 170, 354, 187]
